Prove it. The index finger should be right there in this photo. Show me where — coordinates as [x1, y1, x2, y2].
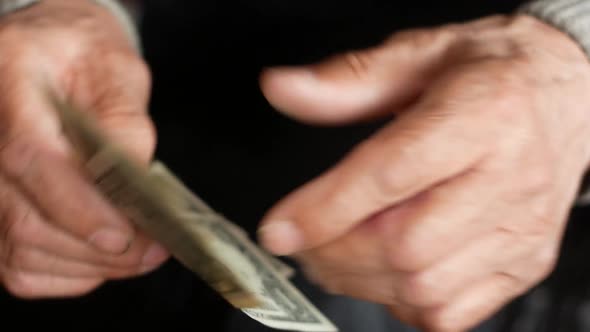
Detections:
[258, 98, 486, 255]
[0, 134, 135, 255]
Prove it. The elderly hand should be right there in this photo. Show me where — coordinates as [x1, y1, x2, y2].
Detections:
[258, 15, 590, 331]
[0, 0, 168, 299]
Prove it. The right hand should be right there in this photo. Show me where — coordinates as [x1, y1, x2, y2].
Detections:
[0, 0, 169, 299]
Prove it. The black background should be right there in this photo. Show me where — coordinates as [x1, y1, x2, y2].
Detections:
[6, 1, 590, 331]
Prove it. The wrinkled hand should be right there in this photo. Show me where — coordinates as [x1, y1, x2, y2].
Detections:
[258, 15, 590, 331]
[0, 0, 168, 298]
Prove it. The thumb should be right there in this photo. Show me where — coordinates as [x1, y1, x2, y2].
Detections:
[260, 29, 457, 125]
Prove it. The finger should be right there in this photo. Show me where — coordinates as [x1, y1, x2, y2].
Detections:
[391, 229, 547, 308]
[68, 51, 155, 165]
[294, 220, 395, 274]
[371, 168, 504, 272]
[260, 29, 460, 126]
[0, 76, 138, 256]
[259, 103, 485, 255]
[294, 190, 445, 273]
[57, 54, 164, 265]
[381, 157, 565, 274]
[306, 269, 398, 305]
[0, 268, 103, 299]
[419, 273, 526, 332]
[298, 228, 545, 307]
[2, 246, 148, 279]
[0, 176, 168, 270]
[417, 238, 560, 332]
[0, 136, 136, 255]
[300, 228, 554, 309]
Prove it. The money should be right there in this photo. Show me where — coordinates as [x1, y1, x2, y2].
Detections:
[50, 94, 337, 332]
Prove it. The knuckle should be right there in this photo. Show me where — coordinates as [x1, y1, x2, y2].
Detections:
[422, 309, 462, 332]
[127, 58, 152, 91]
[100, 111, 157, 164]
[139, 118, 157, 160]
[0, 135, 40, 180]
[483, 14, 512, 27]
[374, 163, 400, 200]
[105, 52, 152, 91]
[1, 216, 40, 271]
[506, 14, 538, 28]
[296, 210, 340, 247]
[492, 80, 529, 107]
[481, 78, 530, 117]
[520, 164, 553, 195]
[389, 235, 429, 272]
[451, 62, 531, 111]
[386, 28, 457, 55]
[506, 14, 559, 37]
[399, 271, 443, 307]
[2, 244, 24, 269]
[104, 245, 145, 268]
[371, 153, 417, 203]
[525, 216, 555, 238]
[1, 205, 35, 247]
[0, 204, 17, 246]
[343, 51, 376, 81]
[529, 247, 558, 282]
[2, 269, 34, 298]
[106, 267, 138, 279]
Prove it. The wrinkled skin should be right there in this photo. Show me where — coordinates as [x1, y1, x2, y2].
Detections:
[0, 0, 168, 298]
[259, 15, 590, 332]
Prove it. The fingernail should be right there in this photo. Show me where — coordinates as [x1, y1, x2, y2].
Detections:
[258, 220, 304, 255]
[89, 228, 132, 255]
[142, 243, 168, 266]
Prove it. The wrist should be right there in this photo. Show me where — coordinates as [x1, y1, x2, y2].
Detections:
[518, 1, 590, 206]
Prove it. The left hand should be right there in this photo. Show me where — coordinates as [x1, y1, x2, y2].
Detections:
[257, 15, 590, 332]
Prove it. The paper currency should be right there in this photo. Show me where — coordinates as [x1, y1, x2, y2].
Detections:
[50, 94, 337, 332]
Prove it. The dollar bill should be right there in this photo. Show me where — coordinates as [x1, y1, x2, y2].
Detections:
[149, 163, 295, 279]
[50, 94, 337, 332]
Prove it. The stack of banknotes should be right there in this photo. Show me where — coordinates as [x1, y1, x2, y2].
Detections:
[50, 94, 338, 332]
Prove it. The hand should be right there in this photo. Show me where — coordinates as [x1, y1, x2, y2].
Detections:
[0, 0, 168, 298]
[258, 15, 590, 331]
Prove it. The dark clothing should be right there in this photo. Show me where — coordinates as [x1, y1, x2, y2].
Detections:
[5, 1, 590, 331]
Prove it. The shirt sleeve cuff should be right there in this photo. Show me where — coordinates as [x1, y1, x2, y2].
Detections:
[90, 0, 141, 52]
[0, 0, 39, 16]
[519, 1, 590, 206]
[519, 0, 590, 59]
